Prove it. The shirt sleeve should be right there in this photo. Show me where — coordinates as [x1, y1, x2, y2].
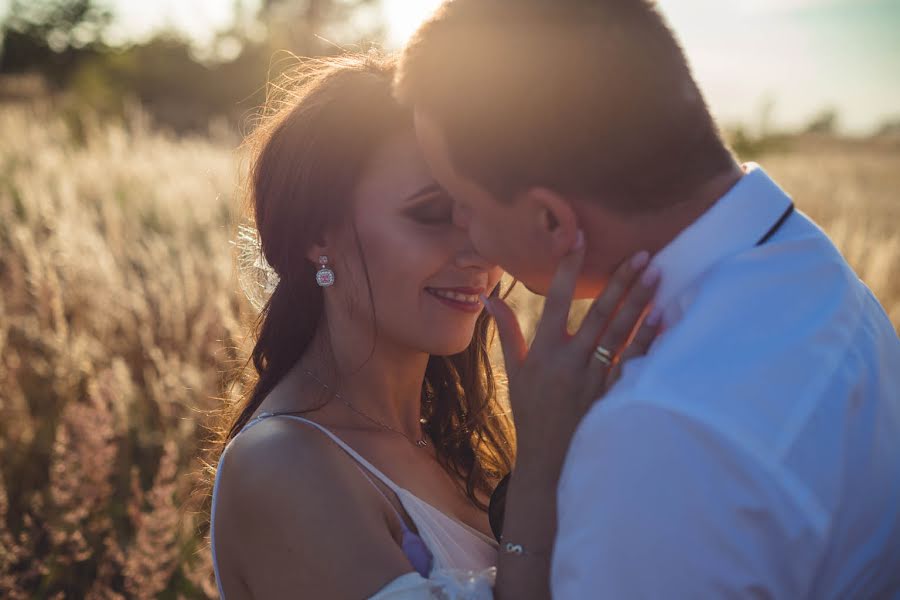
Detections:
[551, 402, 825, 600]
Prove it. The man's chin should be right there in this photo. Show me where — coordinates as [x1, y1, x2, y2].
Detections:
[573, 278, 609, 300]
[522, 280, 545, 296]
[522, 276, 607, 300]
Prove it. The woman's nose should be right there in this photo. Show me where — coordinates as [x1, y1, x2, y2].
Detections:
[453, 201, 473, 230]
[454, 236, 493, 271]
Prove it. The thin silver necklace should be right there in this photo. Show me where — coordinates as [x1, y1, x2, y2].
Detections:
[303, 369, 430, 448]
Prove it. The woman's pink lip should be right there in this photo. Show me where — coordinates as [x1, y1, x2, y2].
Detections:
[424, 287, 486, 314]
[426, 291, 484, 314]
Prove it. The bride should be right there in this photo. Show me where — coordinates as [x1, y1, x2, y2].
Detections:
[210, 53, 657, 599]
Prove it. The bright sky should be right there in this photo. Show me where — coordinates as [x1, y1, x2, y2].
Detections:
[3, 0, 898, 133]
[379, 0, 900, 134]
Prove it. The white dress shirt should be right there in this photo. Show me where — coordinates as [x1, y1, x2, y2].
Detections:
[552, 164, 900, 599]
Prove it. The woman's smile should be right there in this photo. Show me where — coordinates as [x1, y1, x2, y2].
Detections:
[424, 286, 485, 313]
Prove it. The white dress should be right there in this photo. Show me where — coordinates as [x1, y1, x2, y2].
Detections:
[210, 413, 498, 599]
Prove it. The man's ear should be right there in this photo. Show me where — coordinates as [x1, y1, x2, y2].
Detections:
[521, 187, 580, 258]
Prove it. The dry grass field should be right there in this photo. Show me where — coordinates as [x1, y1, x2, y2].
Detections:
[1, 104, 898, 598]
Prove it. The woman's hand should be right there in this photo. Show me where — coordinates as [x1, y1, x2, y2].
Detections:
[482, 232, 661, 480]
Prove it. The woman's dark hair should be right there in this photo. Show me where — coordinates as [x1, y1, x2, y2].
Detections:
[215, 53, 514, 508]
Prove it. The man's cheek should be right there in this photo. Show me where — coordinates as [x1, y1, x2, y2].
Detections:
[481, 232, 506, 266]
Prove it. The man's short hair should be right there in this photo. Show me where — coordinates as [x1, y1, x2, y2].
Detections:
[395, 0, 736, 212]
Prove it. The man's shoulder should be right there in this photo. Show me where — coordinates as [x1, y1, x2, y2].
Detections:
[701, 210, 861, 322]
[679, 210, 895, 375]
[594, 214, 898, 461]
[666, 212, 873, 364]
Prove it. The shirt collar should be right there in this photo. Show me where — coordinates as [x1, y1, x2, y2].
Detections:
[651, 163, 793, 320]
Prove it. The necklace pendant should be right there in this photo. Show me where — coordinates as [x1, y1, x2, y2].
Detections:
[415, 439, 428, 448]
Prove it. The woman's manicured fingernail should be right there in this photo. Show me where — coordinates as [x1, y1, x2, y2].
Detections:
[630, 251, 650, 269]
[641, 265, 661, 286]
[479, 294, 494, 315]
[573, 230, 585, 250]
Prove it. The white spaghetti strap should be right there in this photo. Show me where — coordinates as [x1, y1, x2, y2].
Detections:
[350, 463, 415, 533]
[212, 410, 498, 595]
[253, 412, 405, 495]
[251, 413, 419, 534]
[210, 412, 414, 600]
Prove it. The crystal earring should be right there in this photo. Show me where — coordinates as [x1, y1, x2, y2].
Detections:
[315, 255, 335, 287]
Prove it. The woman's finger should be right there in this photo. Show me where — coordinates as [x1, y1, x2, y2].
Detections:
[580, 349, 615, 409]
[532, 231, 586, 346]
[570, 251, 649, 356]
[482, 295, 528, 375]
[593, 264, 660, 356]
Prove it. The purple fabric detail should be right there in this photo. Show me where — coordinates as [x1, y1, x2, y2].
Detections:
[401, 529, 433, 577]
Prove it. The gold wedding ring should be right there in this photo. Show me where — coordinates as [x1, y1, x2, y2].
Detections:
[593, 344, 613, 366]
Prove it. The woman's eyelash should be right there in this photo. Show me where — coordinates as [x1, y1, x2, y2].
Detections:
[412, 210, 452, 224]
[407, 196, 453, 224]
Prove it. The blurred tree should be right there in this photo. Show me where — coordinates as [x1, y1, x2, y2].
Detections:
[257, 0, 384, 55]
[0, 0, 112, 86]
[876, 118, 900, 137]
[804, 108, 840, 135]
[756, 95, 776, 138]
[0, 0, 388, 132]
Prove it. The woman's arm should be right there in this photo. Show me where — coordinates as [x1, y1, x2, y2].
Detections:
[213, 417, 415, 599]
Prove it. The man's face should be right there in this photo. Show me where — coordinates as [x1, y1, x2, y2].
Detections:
[414, 110, 563, 295]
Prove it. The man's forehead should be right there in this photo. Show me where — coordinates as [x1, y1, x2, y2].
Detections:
[412, 109, 445, 151]
[412, 108, 501, 209]
[413, 108, 460, 180]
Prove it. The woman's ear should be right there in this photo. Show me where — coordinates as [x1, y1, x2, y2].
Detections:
[306, 239, 330, 267]
[522, 187, 580, 259]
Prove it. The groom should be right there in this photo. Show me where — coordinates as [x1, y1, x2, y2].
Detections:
[396, 1, 900, 598]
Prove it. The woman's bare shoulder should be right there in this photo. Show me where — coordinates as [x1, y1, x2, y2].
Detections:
[219, 417, 351, 492]
[216, 416, 378, 538]
[214, 417, 413, 598]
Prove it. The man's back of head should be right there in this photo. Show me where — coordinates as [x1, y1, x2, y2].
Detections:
[395, 0, 736, 213]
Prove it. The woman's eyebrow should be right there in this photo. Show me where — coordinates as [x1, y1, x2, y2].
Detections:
[402, 183, 443, 204]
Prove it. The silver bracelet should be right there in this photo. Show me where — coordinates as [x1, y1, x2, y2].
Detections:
[500, 539, 549, 559]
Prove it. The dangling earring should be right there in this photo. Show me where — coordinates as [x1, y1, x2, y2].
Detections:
[315, 255, 335, 287]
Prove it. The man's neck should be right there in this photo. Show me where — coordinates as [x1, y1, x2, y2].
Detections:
[643, 163, 746, 255]
[578, 163, 745, 297]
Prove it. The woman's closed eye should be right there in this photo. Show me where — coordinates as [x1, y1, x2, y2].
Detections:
[404, 189, 454, 226]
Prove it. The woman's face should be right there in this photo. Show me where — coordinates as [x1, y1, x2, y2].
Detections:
[329, 129, 503, 357]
